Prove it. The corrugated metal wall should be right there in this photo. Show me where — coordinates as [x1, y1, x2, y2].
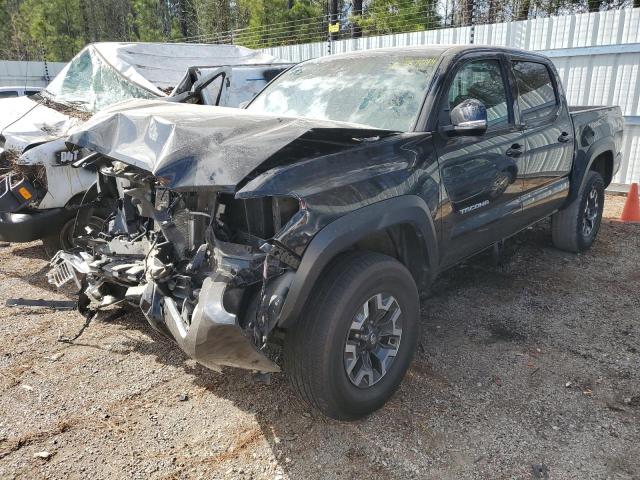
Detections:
[0, 60, 65, 88]
[262, 8, 640, 185]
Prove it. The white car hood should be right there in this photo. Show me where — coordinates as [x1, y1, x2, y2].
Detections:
[0, 96, 40, 132]
[0, 96, 81, 158]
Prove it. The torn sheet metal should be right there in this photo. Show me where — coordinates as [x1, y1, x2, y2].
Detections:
[1, 42, 282, 150]
[0, 95, 41, 133]
[0, 50, 283, 152]
[11, 138, 96, 209]
[169, 64, 292, 107]
[0, 46, 287, 213]
[162, 277, 280, 372]
[66, 99, 394, 190]
[0, 96, 82, 153]
[89, 43, 280, 95]
[45, 43, 280, 107]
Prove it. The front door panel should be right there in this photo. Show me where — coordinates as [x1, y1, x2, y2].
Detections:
[434, 57, 525, 267]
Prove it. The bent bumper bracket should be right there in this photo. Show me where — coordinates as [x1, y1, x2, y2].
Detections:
[160, 276, 280, 373]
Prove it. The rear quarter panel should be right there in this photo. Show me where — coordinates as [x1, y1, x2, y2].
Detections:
[568, 106, 623, 202]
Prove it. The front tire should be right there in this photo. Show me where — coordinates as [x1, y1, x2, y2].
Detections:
[551, 171, 605, 252]
[43, 214, 106, 257]
[284, 251, 420, 420]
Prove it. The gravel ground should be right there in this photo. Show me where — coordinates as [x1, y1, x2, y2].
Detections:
[0, 194, 638, 480]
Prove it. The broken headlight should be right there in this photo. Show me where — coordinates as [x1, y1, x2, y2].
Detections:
[214, 194, 300, 247]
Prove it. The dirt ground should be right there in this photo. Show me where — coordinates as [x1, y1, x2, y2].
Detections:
[0, 194, 638, 480]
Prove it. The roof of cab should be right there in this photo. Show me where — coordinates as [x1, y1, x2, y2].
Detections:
[304, 44, 547, 63]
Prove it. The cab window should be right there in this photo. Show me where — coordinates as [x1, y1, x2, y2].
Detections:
[512, 61, 558, 122]
[447, 59, 509, 128]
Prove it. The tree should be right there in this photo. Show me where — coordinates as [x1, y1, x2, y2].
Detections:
[17, 0, 85, 61]
[235, 0, 323, 48]
[131, 0, 180, 41]
[351, 0, 440, 36]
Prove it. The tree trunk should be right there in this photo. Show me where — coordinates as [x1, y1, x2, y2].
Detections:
[516, 0, 530, 21]
[587, 0, 600, 12]
[329, 0, 339, 40]
[352, 0, 362, 38]
[178, 0, 191, 38]
[487, 0, 498, 24]
[457, 0, 474, 27]
[78, 0, 94, 43]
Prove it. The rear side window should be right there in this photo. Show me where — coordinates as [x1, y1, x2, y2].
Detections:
[447, 59, 509, 128]
[512, 61, 557, 122]
[0, 91, 18, 99]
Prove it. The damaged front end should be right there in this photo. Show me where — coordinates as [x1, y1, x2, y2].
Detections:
[49, 158, 303, 372]
[0, 166, 45, 212]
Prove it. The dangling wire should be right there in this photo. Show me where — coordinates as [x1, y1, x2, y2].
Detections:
[254, 252, 272, 349]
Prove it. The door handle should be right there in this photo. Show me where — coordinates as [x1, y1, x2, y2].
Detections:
[506, 143, 523, 157]
[558, 132, 572, 143]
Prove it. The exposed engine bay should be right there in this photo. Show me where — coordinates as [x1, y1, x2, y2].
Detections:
[44, 100, 401, 376]
[49, 158, 302, 372]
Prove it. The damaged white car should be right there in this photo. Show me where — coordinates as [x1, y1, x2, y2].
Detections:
[0, 42, 287, 253]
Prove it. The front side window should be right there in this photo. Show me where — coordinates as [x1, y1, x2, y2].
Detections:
[447, 59, 509, 128]
[512, 61, 557, 122]
[248, 53, 439, 132]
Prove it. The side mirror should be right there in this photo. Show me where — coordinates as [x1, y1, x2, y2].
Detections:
[445, 99, 488, 136]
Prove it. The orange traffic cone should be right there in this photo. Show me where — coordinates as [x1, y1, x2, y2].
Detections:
[620, 182, 640, 222]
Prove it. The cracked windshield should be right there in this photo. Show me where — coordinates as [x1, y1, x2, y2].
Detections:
[43, 48, 156, 113]
[248, 53, 438, 131]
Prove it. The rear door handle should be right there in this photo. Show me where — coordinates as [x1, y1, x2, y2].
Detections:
[558, 132, 572, 143]
[506, 143, 523, 157]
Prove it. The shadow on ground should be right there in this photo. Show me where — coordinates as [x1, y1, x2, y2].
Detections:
[60, 220, 588, 479]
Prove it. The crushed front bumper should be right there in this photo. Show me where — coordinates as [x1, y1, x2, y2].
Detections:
[155, 277, 280, 372]
[49, 253, 280, 373]
[0, 208, 75, 243]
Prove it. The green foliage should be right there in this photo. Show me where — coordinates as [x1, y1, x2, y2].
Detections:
[351, 0, 440, 36]
[0, 0, 185, 61]
[18, 0, 85, 61]
[0, 0, 630, 62]
[235, 0, 324, 48]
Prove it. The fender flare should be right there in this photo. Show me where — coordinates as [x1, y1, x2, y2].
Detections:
[566, 138, 616, 205]
[277, 195, 439, 328]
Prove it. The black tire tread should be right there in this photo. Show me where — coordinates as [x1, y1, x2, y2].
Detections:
[284, 250, 418, 419]
[42, 235, 62, 258]
[552, 171, 604, 253]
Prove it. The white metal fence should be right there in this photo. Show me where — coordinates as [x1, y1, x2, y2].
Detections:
[262, 8, 640, 186]
[0, 60, 65, 89]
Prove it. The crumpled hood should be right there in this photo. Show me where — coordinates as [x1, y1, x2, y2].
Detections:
[66, 99, 393, 191]
[0, 95, 80, 154]
[0, 96, 39, 132]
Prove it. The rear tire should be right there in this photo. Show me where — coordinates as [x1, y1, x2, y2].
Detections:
[284, 251, 420, 420]
[551, 171, 605, 252]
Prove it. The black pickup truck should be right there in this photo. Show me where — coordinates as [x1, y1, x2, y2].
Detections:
[50, 45, 623, 420]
